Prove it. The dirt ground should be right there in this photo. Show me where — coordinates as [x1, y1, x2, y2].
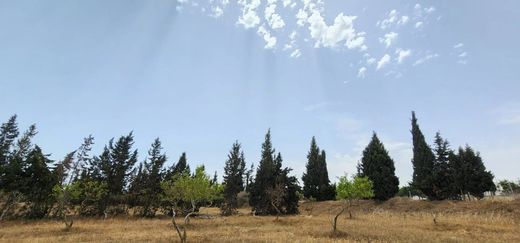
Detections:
[1, 197, 519, 242]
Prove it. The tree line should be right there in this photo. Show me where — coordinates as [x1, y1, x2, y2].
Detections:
[0, 112, 499, 220]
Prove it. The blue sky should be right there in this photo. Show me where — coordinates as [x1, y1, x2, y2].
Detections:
[1, 0, 519, 185]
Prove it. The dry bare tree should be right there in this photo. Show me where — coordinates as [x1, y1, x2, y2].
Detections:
[265, 181, 286, 221]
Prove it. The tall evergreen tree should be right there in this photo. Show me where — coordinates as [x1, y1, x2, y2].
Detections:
[141, 138, 167, 216]
[302, 137, 335, 201]
[358, 133, 399, 201]
[431, 132, 454, 200]
[249, 130, 299, 215]
[451, 145, 495, 199]
[23, 146, 57, 218]
[0, 115, 19, 167]
[165, 152, 191, 180]
[410, 111, 436, 199]
[221, 141, 246, 216]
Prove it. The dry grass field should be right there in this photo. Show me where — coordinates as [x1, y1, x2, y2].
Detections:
[1, 197, 519, 243]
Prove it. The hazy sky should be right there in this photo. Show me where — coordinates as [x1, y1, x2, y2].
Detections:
[1, 0, 519, 184]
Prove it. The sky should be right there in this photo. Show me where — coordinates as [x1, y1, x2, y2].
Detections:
[0, 0, 519, 185]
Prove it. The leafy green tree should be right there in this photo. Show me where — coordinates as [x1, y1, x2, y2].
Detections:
[249, 130, 299, 215]
[410, 111, 436, 199]
[221, 141, 246, 216]
[302, 137, 335, 201]
[332, 176, 374, 232]
[161, 165, 220, 223]
[358, 133, 399, 201]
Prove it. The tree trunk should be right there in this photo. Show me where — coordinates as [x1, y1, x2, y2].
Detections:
[331, 207, 345, 233]
[172, 210, 187, 243]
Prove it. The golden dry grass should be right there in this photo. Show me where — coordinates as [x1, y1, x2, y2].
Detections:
[1, 198, 519, 243]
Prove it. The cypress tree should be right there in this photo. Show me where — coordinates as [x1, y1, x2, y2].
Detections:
[410, 111, 436, 199]
[221, 141, 246, 216]
[165, 152, 190, 180]
[0, 115, 19, 167]
[23, 146, 57, 218]
[431, 132, 455, 200]
[249, 130, 299, 215]
[358, 133, 399, 201]
[302, 137, 335, 201]
[451, 145, 495, 199]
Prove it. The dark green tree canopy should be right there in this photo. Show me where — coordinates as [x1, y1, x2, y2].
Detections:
[302, 137, 335, 201]
[358, 133, 399, 201]
[410, 111, 436, 199]
[221, 141, 246, 215]
[249, 130, 299, 215]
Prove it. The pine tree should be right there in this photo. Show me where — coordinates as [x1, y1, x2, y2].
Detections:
[302, 137, 335, 201]
[0, 115, 20, 191]
[141, 138, 167, 216]
[358, 133, 399, 201]
[451, 145, 495, 199]
[165, 152, 191, 180]
[221, 141, 246, 216]
[23, 146, 57, 218]
[109, 132, 138, 195]
[249, 130, 299, 215]
[410, 111, 436, 199]
[431, 132, 454, 200]
[0, 115, 19, 166]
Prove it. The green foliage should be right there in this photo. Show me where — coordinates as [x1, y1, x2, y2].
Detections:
[336, 176, 374, 201]
[497, 180, 520, 194]
[450, 146, 496, 198]
[302, 137, 335, 201]
[22, 146, 57, 218]
[430, 132, 455, 200]
[358, 133, 399, 201]
[161, 165, 221, 213]
[249, 130, 299, 215]
[410, 112, 437, 199]
[128, 138, 167, 217]
[221, 141, 246, 216]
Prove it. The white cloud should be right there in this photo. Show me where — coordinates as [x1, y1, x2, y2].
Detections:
[453, 43, 464, 49]
[265, 3, 286, 29]
[378, 9, 398, 29]
[377, 54, 391, 70]
[415, 21, 423, 29]
[211, 6, 224, 18]
[357, 67, 367, 79]
[396, 48, 411, 63]
[367, 57, 376, 65]
[306, 11, 365, 49]
[379, 32, 398, 48]
[257, 25, 277, 49]
[459, 52, 467, 58]
[413, 53, 439, 66]
[290, 49, 301, 58]
[237, 0, 261, 29]
[282, 0, 292, 7]
[398, 16, 409, 25]
[457, 60, 467, 65]
[425, 6, 436, 14]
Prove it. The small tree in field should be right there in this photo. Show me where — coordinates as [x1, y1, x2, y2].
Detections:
[332, 176, 374, 233]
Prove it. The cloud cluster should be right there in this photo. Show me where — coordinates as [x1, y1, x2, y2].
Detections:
[453, 43, 468, 65]
[174, 0, 460, 80]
